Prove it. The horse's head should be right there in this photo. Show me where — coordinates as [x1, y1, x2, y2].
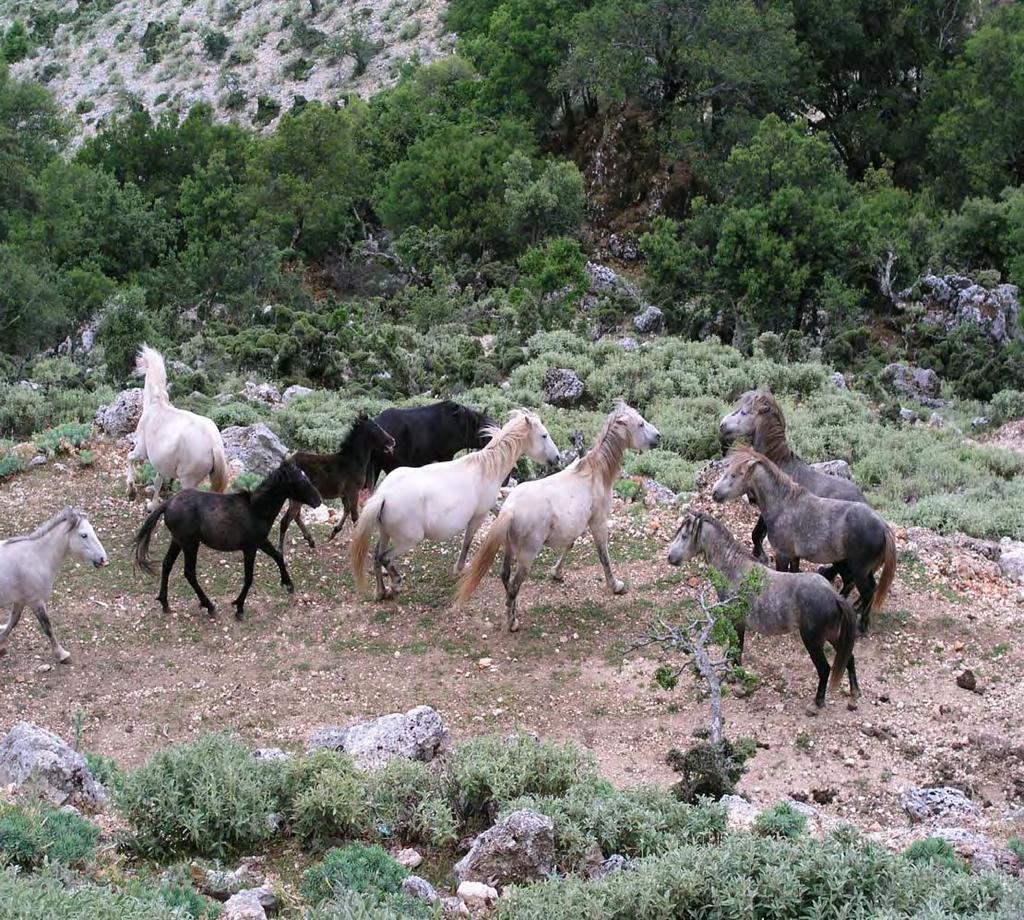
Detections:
[519, 410, 561, 466]
[354, 414, 395, 457]
[719, 389, 777, 449]
[281, 457, 323, 508]
[667, 511, 704, 566]
[711, 448, 759, 503]
[65, 508, 108, 568]
[614, 402, 661, 451]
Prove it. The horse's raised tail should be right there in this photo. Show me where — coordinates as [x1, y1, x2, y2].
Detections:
[350, 493, 384, 595]
[871, 525, 897, 613]
[456, 509, 511, 605]
[209, 436, 229, 493]
[133, 501, 169, 576]
[829, 596, 858, 692]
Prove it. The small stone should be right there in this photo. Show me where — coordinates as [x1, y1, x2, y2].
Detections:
[402, 875, 438, 904]
[456, 881, 498, 911]
[395, 847, 423, 869]
[956, 669, 977, 692]
[477, 657, 493, 670]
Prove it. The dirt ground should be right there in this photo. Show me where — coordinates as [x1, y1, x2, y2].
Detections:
[2, 443, 1023, 850]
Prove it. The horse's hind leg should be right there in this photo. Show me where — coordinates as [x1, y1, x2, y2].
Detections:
[853, 567, 877, 635]
[373, 535, 393, 601]
[233, 548, 257, 620]
[182, 542, 215, 616]
[157, 541, 182, 612]
[32, 603, 70, 663]
[591, 523, 626, 595]
[331, 485, 358, 541]
[295, 513, 317, 549]
[278, 501, 297, 552]
[259, 540, 294, 594]
[751, 516, 769, 564]
[505, 564, 531, 633]
[549, 542, 574, 583]
[800, 624, 831, 712]
[846, 654, 861, 701]
[0, 604, 24, 656]
[454, 514, 486, 575]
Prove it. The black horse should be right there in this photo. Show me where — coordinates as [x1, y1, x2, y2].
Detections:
[279, 413, 396, 553]
[133, 458, 322, 619]
[364, 401, 497, 488]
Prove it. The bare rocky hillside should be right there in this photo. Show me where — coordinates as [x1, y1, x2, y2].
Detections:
[1, 0, 453, 134]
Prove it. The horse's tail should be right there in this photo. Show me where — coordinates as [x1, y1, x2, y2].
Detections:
[456, 509, 511, 605]
[871, 524, 897, 613]
[209, 435, 229, 493]
[133, 501, 169, 577]
[351, 493, 384, 595]
[829, 595, 858, 692]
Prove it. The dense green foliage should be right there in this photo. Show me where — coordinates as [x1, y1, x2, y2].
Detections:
[0, 803, 97, 869]
[300, 843, 407, 905]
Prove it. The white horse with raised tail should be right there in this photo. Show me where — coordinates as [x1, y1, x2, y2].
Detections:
[0, 507, 108, 662]
[350, 409, 560, 600]
[458, 402, 660, 631]
[126, 345, 229, 508]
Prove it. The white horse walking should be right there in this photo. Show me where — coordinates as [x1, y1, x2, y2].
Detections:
[0, 507, 108, 663]
[126, 345, 229, 508]
[458, 403, 660, 631]
[351, 410, 560, 600]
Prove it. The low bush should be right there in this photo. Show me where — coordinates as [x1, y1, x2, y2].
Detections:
[33, 423, 92, 456]
[904, 836, 968, 872]
[449, 732, 600, 822]
[367, 759, 458, 848]
[116, 734, 283, 859]
[300, 843, 407, 905]
[283, 750, 369, 849]
[0, 802, 98, 868]
[496, 827, 1024, 918]
[209, 401, 262, 429]
[753, 802, 808, 839]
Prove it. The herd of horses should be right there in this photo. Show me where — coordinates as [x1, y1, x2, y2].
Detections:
[0, 347, 900, 712]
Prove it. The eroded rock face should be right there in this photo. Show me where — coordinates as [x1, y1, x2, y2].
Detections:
[221, 424, 288, 476]
[242, 381, 282, 405]
[308, 705, 448, 770]
[632, 304, 665, 334]
[883, 364, 943, 405]
[0, 721, 106, 809]
[453, 809, 555, 888]
[811, 459, 853, 480]
[542, 367, 585, 408]
[282, 385, 314, 405]
[898, 274, 1021, 345]
[95, 388, 144, 437]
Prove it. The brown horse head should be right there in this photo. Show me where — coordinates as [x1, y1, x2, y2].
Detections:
[667, 509, 705, 566]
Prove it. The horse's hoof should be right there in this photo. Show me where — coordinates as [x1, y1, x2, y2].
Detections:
[847, 699, 859, 711]
[549, 571, 564, 583]
[804, 705, 820, 717]
[0, 647, 7, 658]
[234, 608, 245, 621]
[508, 618, 520, 633]
[204, 606, 217, 618]
[284, 582, 295, 594]
[612, 580, 627, 595]
[56, 649, 72, 664]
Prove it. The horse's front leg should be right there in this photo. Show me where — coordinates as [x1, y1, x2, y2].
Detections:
[454, 514, 486, 575]
[233, 548, 257, 620]
[330, 484, 359, 541]
[751, 516, 770, 564]
[157, 541, 182, 612]
[259, 540, 293, 594]
[0, 604, 25, 655]
[126, 437, 146, 499]
[278, 501, 297, 552]
[591, 523, 625, 595]
[31, 603, 70, 663]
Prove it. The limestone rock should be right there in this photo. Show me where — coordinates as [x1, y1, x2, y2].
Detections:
[221, 424, 288, 476]
[456, 881, 498, 911]
[95, 388, 144, 437]
[542, 367, 584, 408]
[308, 705, 448, 770]
[901, 786, 977, 822]
[453, 809, 555, 888]
[632, 304, 665, 334]
[0, 722, 106, 809]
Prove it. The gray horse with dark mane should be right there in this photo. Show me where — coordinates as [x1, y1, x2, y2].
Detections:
[712, 446, 896, 634]
[719, 389, 867, 574]
[667, 510, 859, 711]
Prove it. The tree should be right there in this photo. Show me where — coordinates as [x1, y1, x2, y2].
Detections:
[0, 245, 67, 356]
[503, 151, 585, 245]
[96, 287, 155, 382]
[375, 121, 534, 258]
[927, 5, 1024, 204]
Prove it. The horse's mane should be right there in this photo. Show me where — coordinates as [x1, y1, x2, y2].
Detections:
[340, 414, 388, 454]
[138, 344, 169, 405]
[724, 444, 804, 499]
[691, 512, 753, 570]
[578, 408, 632, 489]
[450, 402, 488, 441]
[470, 410, 535, 478]
[5, 506, 82, 544]
[750, 391, 794, 464]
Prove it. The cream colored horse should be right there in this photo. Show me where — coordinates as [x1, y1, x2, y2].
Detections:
[351, 410, 560, 600]
[458, 403, 660, 631]
[126, 345, 229, 508]
[0, 507, 108, 662]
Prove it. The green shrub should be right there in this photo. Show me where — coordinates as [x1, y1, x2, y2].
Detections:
[283, 750, 369, 848]
[0, 802, 98, 868]
[33, 423, 92, 456]
[449, 733, 600, 821]
[753, 802, 808, 839]
[97, 287, 155, 384]
[0, 453, 26, 480]
[231, 472, 262, 492]
[990, 388, 1024, 424]
[496, 827, 1024, 918]
[666, 739, 754, 804]
[202, 29, 230, 60]
[84, 752, 123, 790]
[209, 401, 262, 428]
[1010, 837, 1024, 861]
[903, 837, 968, 872]
[306, 888, 433, 919]
[301, 844, 407, 905]
[116, 734, 282, 859]
[367, 760, 458, 848]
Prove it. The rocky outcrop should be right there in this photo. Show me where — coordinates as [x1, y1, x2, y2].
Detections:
[453, 809, 555, 888]
[221, 424, 288, 476]
[282, 385, 314, 405]
[883, 363, 943, 405]
[632, 304, 665, 334]
[308, 705, 448, 770]
[998, 538, 1024, 583]
[898, 274, 1021, 345]
[811, 459, 853, 480]
[222, 885, 276, 920]
[95, 388, 144, 437]
[402, 875, 439, 905]
[542, 368, 585, 408]
[242, 381, 282, 405]
[900, 786, 977, 822]
[456, 881, 498, 911]
[0, 721, 106, 809]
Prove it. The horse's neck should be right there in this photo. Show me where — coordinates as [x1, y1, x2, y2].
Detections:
[747, 463, 791, 517]
[700, 525, 753, 589]
[32, 528, 70, 585]
[753, 425, 795, 466]
[250, 484, 288, 525]
[584, 430, 627, 489]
